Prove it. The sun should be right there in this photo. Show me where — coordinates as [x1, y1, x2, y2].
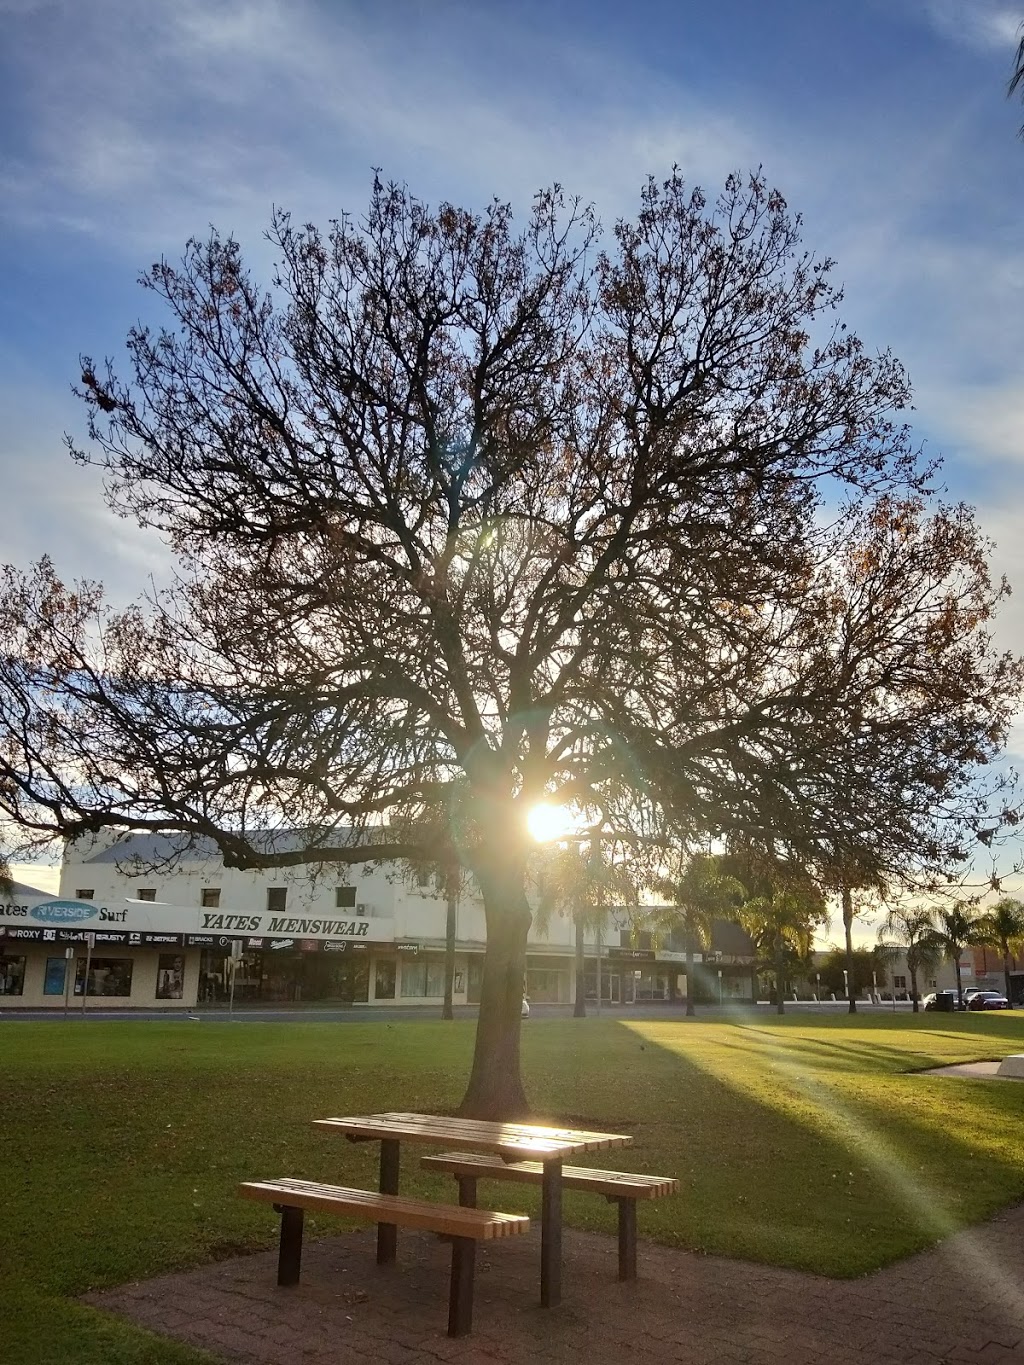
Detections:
[526, 802, 575, 843]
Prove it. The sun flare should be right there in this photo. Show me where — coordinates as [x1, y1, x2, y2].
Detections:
[526, 802, 575, 843]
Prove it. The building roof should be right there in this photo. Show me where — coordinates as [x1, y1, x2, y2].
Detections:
[75, 827, 383, 865]
[9, 878, 54, 899]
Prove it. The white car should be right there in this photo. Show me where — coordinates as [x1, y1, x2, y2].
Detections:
[521, 997, 530, 1018]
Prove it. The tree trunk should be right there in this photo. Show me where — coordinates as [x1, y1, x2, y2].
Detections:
[954, 955, 963, 1008]
[775, 938, 785, 1016]
[573, 912, 586, 1018]
[910, 965, 919, 1013]
[685, 938, 695, 1018]
[1004, 947, 1012, 1006]
[842, 887, 857, 1015]
[459, 861, 532, 1119]
[442, 871, 458, 1021]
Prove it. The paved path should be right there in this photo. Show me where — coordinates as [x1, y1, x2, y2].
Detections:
[89, 1204, 1024, 1364]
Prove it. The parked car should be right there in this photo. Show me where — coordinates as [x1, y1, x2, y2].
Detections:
[967, 990, 1011, 1011]
[923, 990, 965, 1012]
[963, 989, 987, 1009]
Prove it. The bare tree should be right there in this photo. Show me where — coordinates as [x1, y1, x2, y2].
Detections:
[0, 172, 1020, 1116]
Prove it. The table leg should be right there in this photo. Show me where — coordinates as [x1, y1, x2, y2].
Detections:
[377, 1138, 400, 1265]
[540, 1157, 562, 1308]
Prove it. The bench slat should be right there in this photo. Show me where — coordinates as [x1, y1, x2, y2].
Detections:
[239, 1178, 529, 1240]
[421, 1153, 678, 1200]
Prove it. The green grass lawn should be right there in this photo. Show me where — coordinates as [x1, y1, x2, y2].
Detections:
[5, 1010, 1024, 1362]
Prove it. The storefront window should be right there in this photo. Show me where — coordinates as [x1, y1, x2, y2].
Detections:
[400, 957, 446, 997]
[44, 957, 68, 995]
[75, 957, 133, 997]
[526, 968, 563, 1003]
[0, 955, 26, 995]
[156, 954, 185, 1000]
[374, 960, 396, 1000]
[467, 958, 483, 1004]
[400, 959, 427, 997]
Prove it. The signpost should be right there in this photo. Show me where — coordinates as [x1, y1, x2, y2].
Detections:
[62, 946, 74, 1021]
[81, 932, 95, 1018]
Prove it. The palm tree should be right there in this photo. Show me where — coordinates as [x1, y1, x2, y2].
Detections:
[652, 853, 745, 1016]
[877, 906, 942, 1013]
[536, 838, 637, 1017]
[978, 898, 1024, 1004]
[927, 904, 988, 1008]
[1010, 27, 1024, 137]
[741, 885, 825, 1016]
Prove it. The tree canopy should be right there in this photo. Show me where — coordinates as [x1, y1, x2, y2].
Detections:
[0, 171, 1019, 1114]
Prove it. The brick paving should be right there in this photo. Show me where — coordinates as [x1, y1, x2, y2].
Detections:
[87, 1207, 1024, 1364]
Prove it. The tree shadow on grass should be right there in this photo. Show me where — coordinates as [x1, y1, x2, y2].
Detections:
[575, 1018, 1024, 1278]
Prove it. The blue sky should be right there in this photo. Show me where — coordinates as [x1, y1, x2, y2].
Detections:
[2, 0, 1023, 915]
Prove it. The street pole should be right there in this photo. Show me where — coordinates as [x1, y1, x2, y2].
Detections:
[62, 945, 74, 1021]
[81, 932, 95, 1018]
[595, 922, 602, 1015]
[442, 862, 458, 1021]
[718, 968, 723, 1005]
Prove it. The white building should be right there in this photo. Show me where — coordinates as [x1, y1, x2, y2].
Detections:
[0, 832, 754, 1010]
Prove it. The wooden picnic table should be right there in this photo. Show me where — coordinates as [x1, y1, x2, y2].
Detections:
[314, 1111, 632, 1307]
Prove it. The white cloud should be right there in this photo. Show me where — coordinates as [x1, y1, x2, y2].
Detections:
[0, 0, 754, 258]
[918, 0, 1022, 51]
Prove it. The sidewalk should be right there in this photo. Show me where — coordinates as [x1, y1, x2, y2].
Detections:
[89, 1202, 1024, 1364]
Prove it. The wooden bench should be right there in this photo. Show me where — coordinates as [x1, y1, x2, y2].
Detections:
[420, 1153, 678, 1281]
[239, 1177, 528, 1337]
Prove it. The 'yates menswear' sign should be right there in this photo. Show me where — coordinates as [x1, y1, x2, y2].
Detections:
[0, 897, 394, 947]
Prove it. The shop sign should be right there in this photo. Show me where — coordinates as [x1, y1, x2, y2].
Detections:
[322, 940, 348, 953]
[30, 899, 96, 925]
[1, 897, 396, 945]
[608, 947, 656, 961]
[395, 943, 421, 954]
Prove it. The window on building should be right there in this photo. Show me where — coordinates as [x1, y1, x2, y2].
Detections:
[156, 954, 185, 1000]
[75, 957, 133, 997]
[43, 957, 68, 995]
[335, 886, 356, 909]
[894, 975, 907, 990]
[400, 959, 427, 997]
[400, 957, 445, 998]
[374, 960, 396, 1000]
[201, 888, 221, 909]
[76, 889, 94, 900]
[136, 888, 156, 902]
[0, 955, 26, 996]
[266, 887, 287, 913]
